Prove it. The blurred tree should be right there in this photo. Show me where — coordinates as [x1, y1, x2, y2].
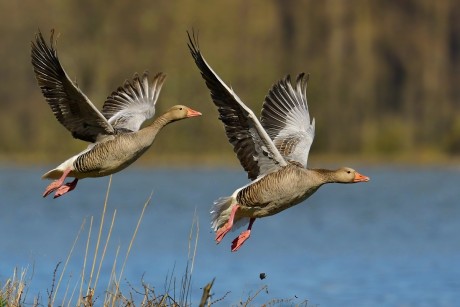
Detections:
[0, 0, 458, 163]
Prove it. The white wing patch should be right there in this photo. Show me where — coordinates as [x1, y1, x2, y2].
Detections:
[102, 72, 166, 132]
[261, 74, 315, 167]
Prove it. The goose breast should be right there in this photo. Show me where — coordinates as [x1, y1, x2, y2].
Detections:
[73, 133, 150, 178]
[237, 165, 322, 218]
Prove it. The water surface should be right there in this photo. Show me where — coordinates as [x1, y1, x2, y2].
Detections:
[0, 165, 459, 306]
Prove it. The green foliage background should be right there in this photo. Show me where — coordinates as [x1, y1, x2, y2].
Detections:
[1, 0, 459, 164]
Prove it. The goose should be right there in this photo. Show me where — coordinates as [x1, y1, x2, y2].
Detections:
[32, 30, 201, 198]
[187, 32, 369, 252]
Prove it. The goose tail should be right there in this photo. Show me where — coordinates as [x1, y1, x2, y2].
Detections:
[210, 195, 250, 232]
[211, 196, 234, 231]
[42, 168, 63, 180]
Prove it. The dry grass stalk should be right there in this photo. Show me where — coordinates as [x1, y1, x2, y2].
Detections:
[77, 216, 93, 306]
[118, 191, 152, 286]
[94, 209, 117, 293]
[106, 191, 152, 306]
[52, 218, 86, 305]
[198, 278, 214, 307]
[87, 175, 112, 294]
[0, 267, 32, 307]
[188, 210, 199, 274]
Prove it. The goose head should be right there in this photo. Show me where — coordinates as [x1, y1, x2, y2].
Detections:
[165, 105, 202, 121]
[334, 167, 370, 183]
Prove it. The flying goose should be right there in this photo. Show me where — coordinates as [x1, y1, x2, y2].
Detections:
[187, 32, 369, 252]
[32, 30, 201, 198]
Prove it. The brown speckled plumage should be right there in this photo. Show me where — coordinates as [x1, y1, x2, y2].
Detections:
[236, 165, 323, 218]
[33, 29, 201, 198]
[213, 165, 364, 230]
[188, 31, 369, 251]
[46, 110, 181, 180]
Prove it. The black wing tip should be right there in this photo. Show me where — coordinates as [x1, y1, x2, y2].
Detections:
[113, 71, 166, 101]
[280, 72, 309, 85]
[186, 28, 201, 58]
[152, 71, 167, 82]
[32, 28, 58, 51]
[130, 71, 149, 82]
[33, 28, 46, 44]
[123, 71, 166, 87]
[143, 71, 167, 87]
[263, 72, 310, 109]
[150, 72, 167, 90]
[296, 72, 309, 83]
[296, 73, 309, 91]
[275, 73, 309, 93]
[31, 28, 60, 70]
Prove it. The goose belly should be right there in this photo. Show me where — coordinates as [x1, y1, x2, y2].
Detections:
[237, 171, 320, 218]
[73, 139, 149, 178]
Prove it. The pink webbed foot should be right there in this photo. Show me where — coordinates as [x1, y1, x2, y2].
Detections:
[231, 218, 255, 252]
[42, 168, 75, 198]
[231, 230, 251, 251]
[43, 180, 64, 198]
[216, 222, 232, 243]
[53, 178, 78, 198]
[215, 204, 239, 244]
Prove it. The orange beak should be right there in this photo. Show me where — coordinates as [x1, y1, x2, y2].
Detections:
[353, 172, 370, 183]
[186, 108, 202, 117]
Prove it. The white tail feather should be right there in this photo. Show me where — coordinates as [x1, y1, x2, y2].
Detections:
[210, 196, 250, 232]
[42, 169, 63, 180]
[210, 196, 234, 231]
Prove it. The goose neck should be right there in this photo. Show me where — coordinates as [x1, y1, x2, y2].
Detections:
[309, 169, 338, 184]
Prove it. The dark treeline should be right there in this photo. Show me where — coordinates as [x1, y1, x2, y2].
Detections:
[1, 0, 459, 163]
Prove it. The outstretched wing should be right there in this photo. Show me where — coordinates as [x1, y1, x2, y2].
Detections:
[187, 31, 287, 180]
[102, 72, 166, 132]
[31, 29, 114, 143]
[261, 73, 315, 168]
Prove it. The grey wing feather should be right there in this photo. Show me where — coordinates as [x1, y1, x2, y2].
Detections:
[102, 72, 166, 132]
[187, 31, 287, 180]
[261, 73, 315, 168]
[31, 29, 115, 143]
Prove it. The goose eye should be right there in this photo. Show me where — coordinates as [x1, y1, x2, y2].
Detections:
[347, 170, 351, 174]
[179, 107, 183, 110]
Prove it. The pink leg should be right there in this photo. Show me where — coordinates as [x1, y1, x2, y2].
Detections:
[43, 168, 72, 198]
[53, 178, 79, 199]
[231, 218, 255, 252]
[215, 204, 239, 243]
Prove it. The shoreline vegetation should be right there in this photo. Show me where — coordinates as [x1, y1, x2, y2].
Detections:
[0, 177, 311, 307]
[1, 151, 460, 168]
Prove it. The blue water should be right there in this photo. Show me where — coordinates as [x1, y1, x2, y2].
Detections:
[0, 165, 459, 306]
